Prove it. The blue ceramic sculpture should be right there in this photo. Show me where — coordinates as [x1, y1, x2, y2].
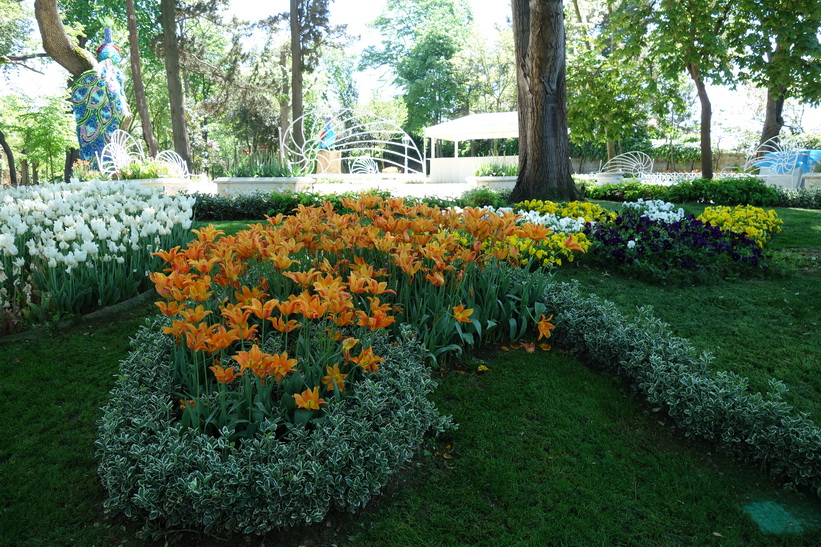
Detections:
[69, 29, 131, 167]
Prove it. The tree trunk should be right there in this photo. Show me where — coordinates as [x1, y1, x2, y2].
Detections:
[21, 159, 29, 185]
[161, 0, 192, 170]
[760, 84, 787, 145]
[0, 129, 17, 185]
[290, 0, 305, 155]
[33, 0, 96, 79]
[687, 62, 713, 179]
[64, 147, 78, 182]
[279, 48, 291, 160]
[510, 0, 577, 202]
[127, 0, 159, 157]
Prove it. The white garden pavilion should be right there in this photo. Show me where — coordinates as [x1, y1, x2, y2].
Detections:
[424, 112, 519, 183]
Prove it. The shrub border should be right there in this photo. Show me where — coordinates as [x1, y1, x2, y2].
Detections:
[544, 281, 821, 495]
[96, 319, 452, 535]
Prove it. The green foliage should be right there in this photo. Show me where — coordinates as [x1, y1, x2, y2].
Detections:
[362, 0, 474, 136]
[189, 188, 513, 222]
[396, 32, 462, 135]
[545, 281, 821, 496]
[774, 186, 821, 210]
[96, 319, 452, 536]
[117, 159, 175, 179]
[727, 0, 821, 107]
[0, 0, 31, 65]
[11, 94, 76, 182]
[586, 177, 781, 207]
[475, 162, 517, 177]
[226, 149, 301, 178]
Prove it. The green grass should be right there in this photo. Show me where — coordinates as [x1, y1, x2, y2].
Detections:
[347, 349, 821, 545]
[2, 206, 821, 544]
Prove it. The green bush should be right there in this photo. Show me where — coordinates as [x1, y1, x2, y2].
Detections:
[460, 187, 511, 208]
[97, 319, 453, 536]
[475, 162, 518, 177]
[544, 282, 821, 495]
[118, 159, 175, 180]
[775, 186, 821, 209]
[586, 177, 781, 207]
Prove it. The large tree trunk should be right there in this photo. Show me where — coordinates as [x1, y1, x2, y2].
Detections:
[161, 0, 192, 170]
[0, 129, 17, 185]
[127, 0, 159, 157]
[33, 0, 96, 79]
[510, 0, 577, 202]
[687, 62, 713, 179]
[290, 0, 305, 155]
[760, 84, 787, 145]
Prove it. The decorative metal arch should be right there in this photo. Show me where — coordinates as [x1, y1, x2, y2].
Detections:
[281, 108, 424, 175]
[743, 136, 800, 175]
[97, 130, 190, 179]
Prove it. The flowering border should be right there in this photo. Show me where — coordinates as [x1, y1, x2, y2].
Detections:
[96, 319, 452, 535]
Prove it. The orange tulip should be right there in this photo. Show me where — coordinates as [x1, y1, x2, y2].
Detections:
[267, 352, 298, 382]
[425, 271, 445, 287]
[564, 235, 585, 253]
[537, 314, 555, 340]
[293, 386, 326, 410]
[452, 304, 474, 323]
[321, 363, 348, 392]
[155, 300, 186, 317]
[243, 298, 279, 320]
[349, 347, 384, 373]
[209, 364, 243, 383]
[180, 304, 212, 324]
[268, 316, 302, 333]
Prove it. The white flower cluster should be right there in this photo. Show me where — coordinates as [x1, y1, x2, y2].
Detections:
[0, 179, 194, 312]
[481, 206, 589, 234]
[513, 208, 589, 234]
[622, 199, 685, 223]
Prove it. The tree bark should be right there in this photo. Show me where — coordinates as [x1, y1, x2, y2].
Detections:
[33, 0, 96, 78]
[510, 0, 577, 202]
[127, 0, 159, 157]
[64, 148, 78, 182]
[279, 48, 291, 160]
[290, 0, 305, 155]
[760, 84, 787, 145]
[161, 0, 192, 169]
[687, 62, 713, 179]
[0, 129, 17, 185]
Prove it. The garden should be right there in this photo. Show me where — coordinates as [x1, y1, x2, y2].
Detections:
[1, 177, 821, 545]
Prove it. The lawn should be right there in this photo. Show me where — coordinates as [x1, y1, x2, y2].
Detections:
[1, 201, 820, 544]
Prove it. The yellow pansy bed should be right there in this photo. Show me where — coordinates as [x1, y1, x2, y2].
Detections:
[697, 205, 783, 248]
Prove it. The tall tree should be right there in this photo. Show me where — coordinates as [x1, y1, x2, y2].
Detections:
[615, 0, 733, 179]
[509, 0, 577, 202]
[126, 0, 159, 157]
[362, 0, 473, 134]
[727, 0, 821, 144]
[161, 0, 192, 169]
[287, 0, 346, 157]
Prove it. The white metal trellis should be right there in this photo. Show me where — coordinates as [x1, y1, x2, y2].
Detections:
[281, 109, 424, 175]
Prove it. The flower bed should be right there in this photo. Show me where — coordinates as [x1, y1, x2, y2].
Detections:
[98, 195, 571, 532]
[581, 202, 773, 282]
[0, 180, 193, 333]
[697, 205, 783, 247]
